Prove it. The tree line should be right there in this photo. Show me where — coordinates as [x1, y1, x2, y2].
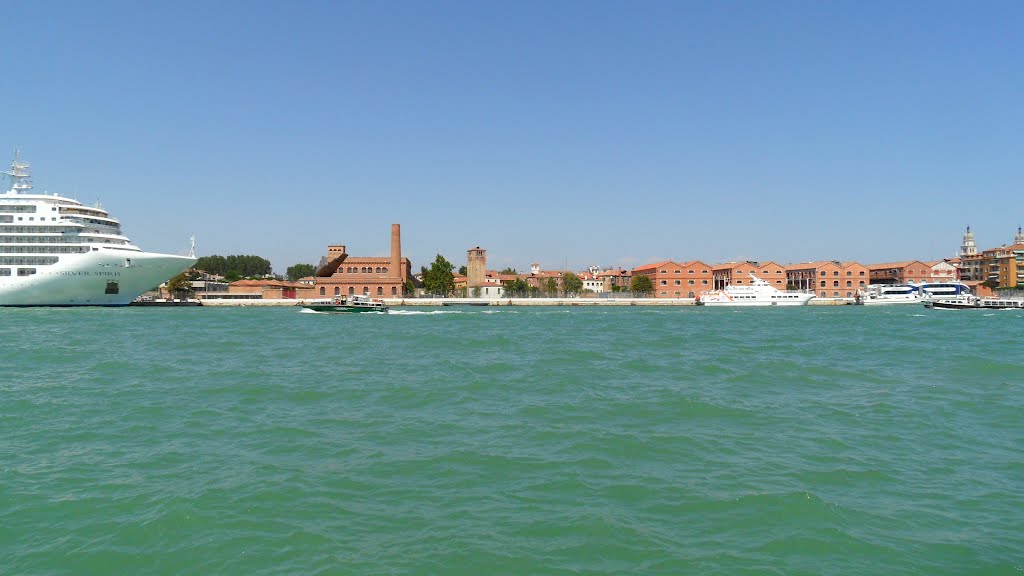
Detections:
[194, 255, 273, 280]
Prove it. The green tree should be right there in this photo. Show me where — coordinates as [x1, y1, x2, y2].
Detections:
[195, 254, 272, 277]
[631, 274, 654, 295]
[166, 272, 194, 299]
[562, 272, 583, 296]
[422, 254, 455, 296]
[458, 265, 468, 275]
[504, 277, 530, 297]
[405, 279, 416, 296]
[286, 263, 316, 281]
[499, 267, 518, 275]
[544, 277, 560, 296]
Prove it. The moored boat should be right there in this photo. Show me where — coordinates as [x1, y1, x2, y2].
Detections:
[924, 295, 1024, 310]
[859, 284, 920, 305]
[0, 153, 196, 306]
[301, 294, 388, 313]
[697, 273, 815, 306]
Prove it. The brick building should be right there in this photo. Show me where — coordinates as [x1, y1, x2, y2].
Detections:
[786, 261, 869, 299]
[297, 224, 412, 299]
[633, 260, 714, 298]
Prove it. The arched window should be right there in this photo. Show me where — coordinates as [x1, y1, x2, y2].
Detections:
[361, 267, 366, 273]
[319, 287, 326, 296]
[375, 267, 381, 273]
[334, 287, 340, 296]
[382, 267, 388, 274]
[377, 287, 383, 295]
[348, 287, 355, 295]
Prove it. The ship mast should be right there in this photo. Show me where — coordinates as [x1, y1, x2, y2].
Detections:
[1, 150, 33, 194]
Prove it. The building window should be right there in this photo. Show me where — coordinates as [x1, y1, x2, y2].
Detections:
[847, 271, 852, 276]
[382, 267, 388, 274]
[846, 292, 852, 297]
[846, 281, 852, 287]
[859, 271, 865, 276]
[320, 287, 326, 296]
[392, 286, 397, 295]
[820, 271, 826, 276]
[349, 287, 355, 295]
[335, 287, 340, 296]
[833, 291, 840, 297]
[702, 280, 708, 285]
[820, 280, 826, 287]
[674, 280, 681, 285]
[688, 279, 695, 285]
[363, 287, 369, 295]
[688, 291, 695, 298]
[820, 291, 826, 297]
[833, 271, 839, 276]
[377, 287, 383, 295]
[833, 281, 839, 287]
[661, 280, 667, 285]
[375, 267, 381, 273]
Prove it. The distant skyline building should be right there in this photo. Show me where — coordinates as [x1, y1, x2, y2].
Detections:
[960, 226, 977, 257]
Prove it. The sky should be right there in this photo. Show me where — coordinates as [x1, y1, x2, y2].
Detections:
[2, 1, 1022, 274]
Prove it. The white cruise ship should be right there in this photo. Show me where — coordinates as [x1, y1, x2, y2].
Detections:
[697, 273, 815, 306]
[0, 154, 196, 306]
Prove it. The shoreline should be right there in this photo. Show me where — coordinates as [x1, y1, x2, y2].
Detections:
[198, 297, 856, 307]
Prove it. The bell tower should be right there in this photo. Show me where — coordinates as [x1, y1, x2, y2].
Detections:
[960, 226, 977, 256]
[1014, 226, 1024, 245]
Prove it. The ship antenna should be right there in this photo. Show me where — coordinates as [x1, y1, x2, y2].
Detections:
[2, 149, 33, 194]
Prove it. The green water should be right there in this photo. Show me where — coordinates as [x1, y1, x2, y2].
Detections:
[2, 306, 1022, 574]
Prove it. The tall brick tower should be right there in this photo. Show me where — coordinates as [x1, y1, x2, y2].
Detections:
[467, 246, 486, 288]
[391, 224, 402, 275]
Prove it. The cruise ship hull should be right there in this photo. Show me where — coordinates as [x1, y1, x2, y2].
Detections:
[0, 248, 195, 306]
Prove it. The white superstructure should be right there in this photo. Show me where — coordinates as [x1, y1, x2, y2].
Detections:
[859, 281, 972, 305]
[0, 154, 196, 306]
[859, 284, 921, 305]
[697, 273, 815, 306]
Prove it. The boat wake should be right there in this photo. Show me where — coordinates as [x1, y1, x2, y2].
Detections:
[389, 309, 468, 315]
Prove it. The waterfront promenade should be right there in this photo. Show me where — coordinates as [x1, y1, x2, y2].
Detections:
[199, 297, 853, 307]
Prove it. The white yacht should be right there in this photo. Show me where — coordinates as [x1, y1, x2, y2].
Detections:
[918, 281, 973, 300]
[0, 154, 196, 306]
[697, 273, 815, 306]
[858, 284, 921, 305]
[858, 281, 973, 305]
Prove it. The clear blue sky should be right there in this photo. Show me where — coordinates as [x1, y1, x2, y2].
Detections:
[3, 1, 1021, 274]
